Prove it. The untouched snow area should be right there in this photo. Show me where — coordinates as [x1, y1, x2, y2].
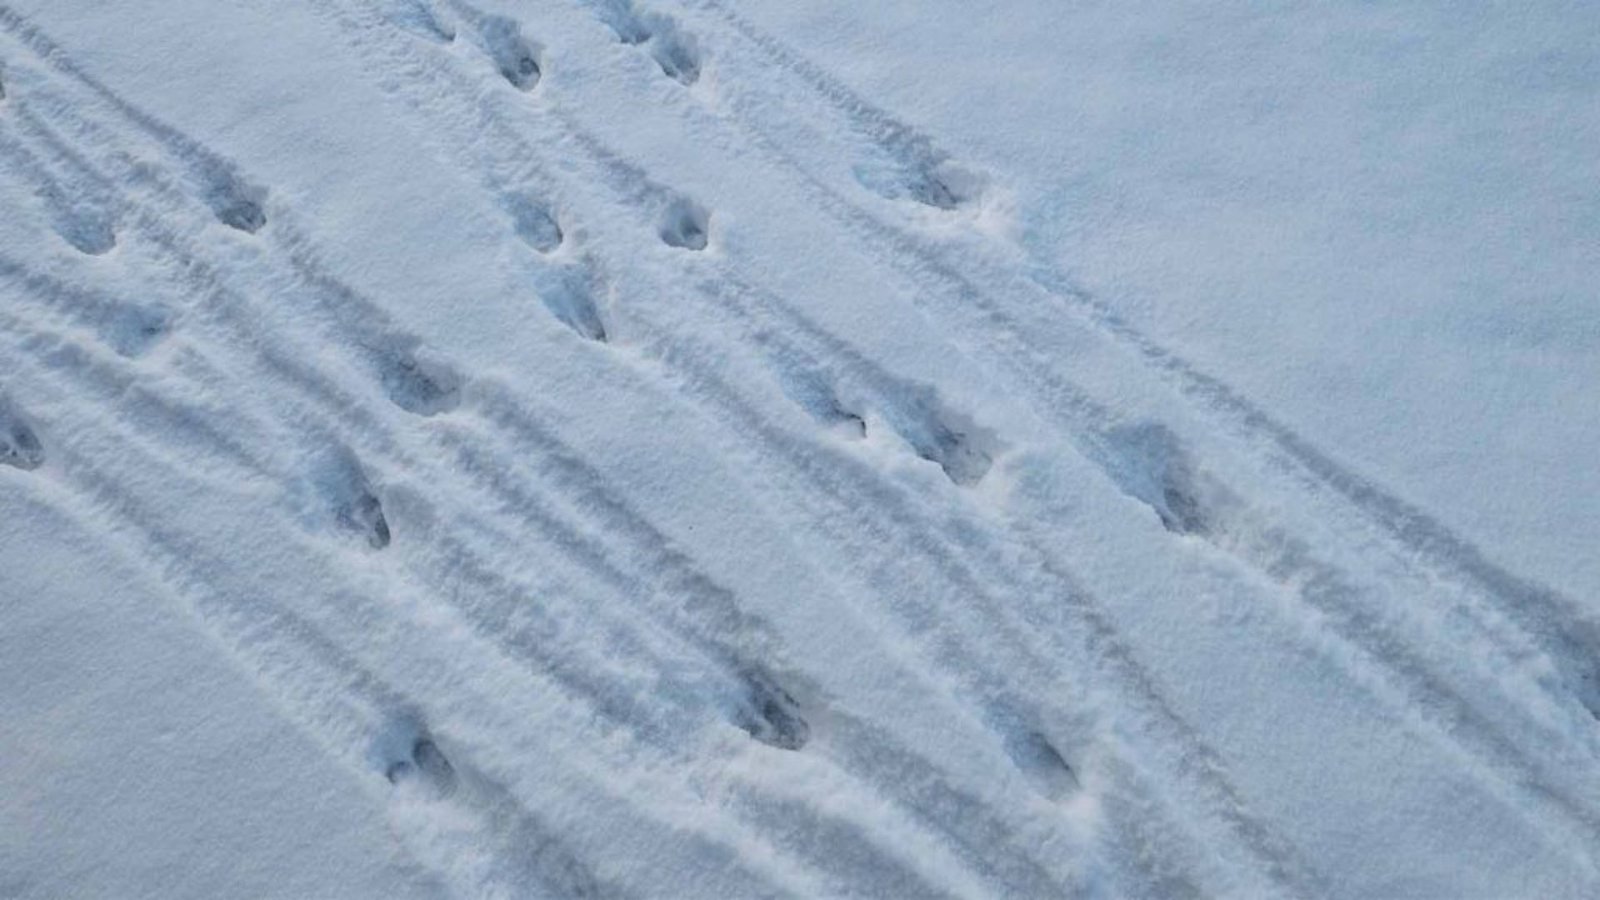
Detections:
[1, 0, 1597, 897]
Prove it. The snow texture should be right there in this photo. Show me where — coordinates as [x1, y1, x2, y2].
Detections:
[1, 0, 1596, 897]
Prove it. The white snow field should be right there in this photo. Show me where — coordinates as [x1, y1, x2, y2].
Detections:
[1, 0, 1596, 896]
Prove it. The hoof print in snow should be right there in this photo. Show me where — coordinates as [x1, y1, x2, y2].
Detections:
[382, 351, 462, 416]
[504, 193, 563, 253]
[857, 149, 986, 212]
[385, 737, 456, 791]
[909, 176, 960, 210]
[900, 150, 986, 211]
[659, 197, 710, 251]
[1575, 667, 1600, 722]
[916, 418, 994, 487]
[532, 263, 608, 342]
[1009, 730, 1079, 799]
[316, 449, 392, 549]
[480, 16, 542, 91]
[376, 718, 457, 797]
[56, 210, 116, 256]
[0, 404, 44, 471]
[598, 6, 702, 85]
[1102, 422, 1210, 536]
[204, 172, 268, 233]
[344, 490, 391, 550]
[647, 20, 701, 86]
[883, 387, 1000, 486]
[217, 198, 266, 233]
[775, 365, 866, 437]
[108, 304, 171, 358]
[988, 705, 1079, 799]
[735, 672, 810, 751]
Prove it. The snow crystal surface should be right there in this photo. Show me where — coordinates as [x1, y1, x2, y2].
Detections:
[1, 0, 1596, 897]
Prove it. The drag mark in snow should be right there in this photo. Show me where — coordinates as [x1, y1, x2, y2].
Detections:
[683, 0, 987, 210]
[0, 125, 117, 254]
[692, 0, 1600, 795]
[623, 22, 1600, 855]
[0, 4, 270, 232]
[0, 255, 170, 358]
[381, 0, 455, 43]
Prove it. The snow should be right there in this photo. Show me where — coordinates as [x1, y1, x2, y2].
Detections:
[1, 0, 1596, 897]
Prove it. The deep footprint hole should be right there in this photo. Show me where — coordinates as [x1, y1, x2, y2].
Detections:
[381, 351, 462, 417]
[907, 154, 987, 210]
[0, 407, 44, 471]
[532, 264, 608, 343]
[56, 209, 116, 256]
[987, 703, 1079, 799]
[645, 17, 701, 86]
[480, 16, 542, 91]
[773, 362, 866, 437]
[108, 304, 172, 358]
[374, 715, 457, 797]
[202, 166, 268, 233]
[504, 193, 563, 254]
[733, 670, 810, 751]
[659, 197, 710, 251]
[312, 447, 392, 549]
[882, 386, 1002, 487]
[1100, 421, 1210, 536]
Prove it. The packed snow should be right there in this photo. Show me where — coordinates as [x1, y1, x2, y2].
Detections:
[1, 1, 1597, 897]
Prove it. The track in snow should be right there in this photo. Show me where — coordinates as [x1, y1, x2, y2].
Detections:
[2, 1, 1595, 897]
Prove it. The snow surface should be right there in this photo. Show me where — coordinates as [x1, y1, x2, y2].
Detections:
[1, 0, 1596, 897]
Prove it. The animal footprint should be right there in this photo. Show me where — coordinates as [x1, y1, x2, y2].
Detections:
[478, 16, 542, 91]
[531, 262, 608, 342]
[503, 193, 563, 254]
[597, 5, 703, 85]
[309, 448, 392, 549]
[645, 19, 701, 86]
[855, 153, 987, 212]
[53, 205, 116, 255]
[198, 164, 268, 233]
[987, 704, 1079, 800]
[381, 349, 462, 417]
[0, 401, 45, 470]
[773, 363, 866, 437]
[732, 670, 810, 751]
[1100, 422, 1209, 535]
[879, 385, 1001, 487]
[375, 716, 457, 797]
[659, 196, 710, 250]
